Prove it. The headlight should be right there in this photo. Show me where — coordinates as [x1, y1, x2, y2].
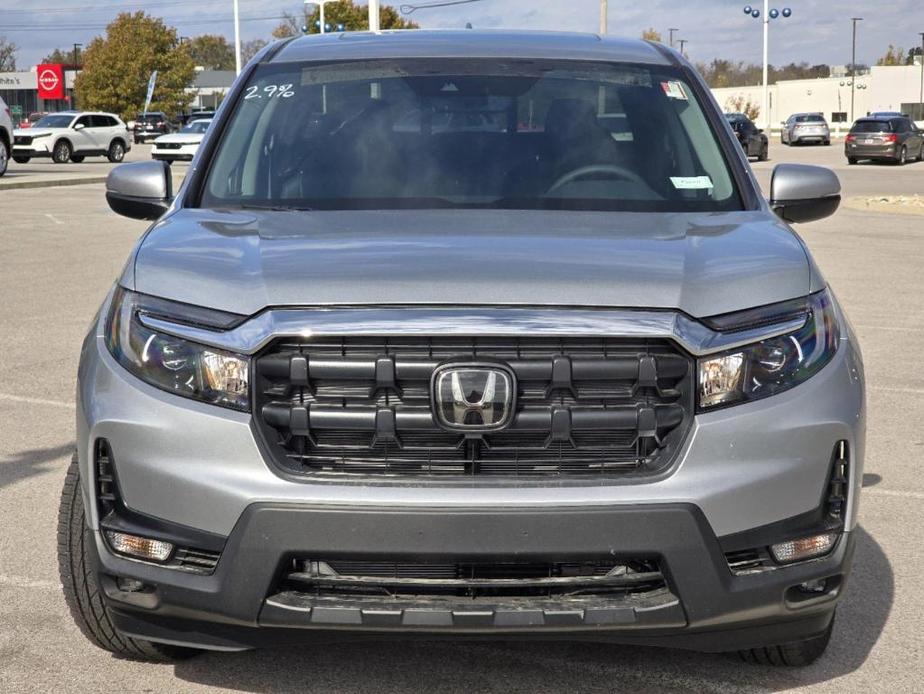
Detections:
[29, 132, 51, 138]
[698, 289, 839, 410]
[105, 287, 249, 411]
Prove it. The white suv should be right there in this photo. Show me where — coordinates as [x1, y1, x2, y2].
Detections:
[12, 111, 131, 164]
[0, 96, 12, 177]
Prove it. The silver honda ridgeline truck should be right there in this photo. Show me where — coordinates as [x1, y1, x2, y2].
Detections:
[61, 31, 865, 666]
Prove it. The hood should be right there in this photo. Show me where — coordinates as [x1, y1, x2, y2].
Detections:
[153, 132, 204, 145]
[14, 127, 56, 137]
[130, 209, 814, 319]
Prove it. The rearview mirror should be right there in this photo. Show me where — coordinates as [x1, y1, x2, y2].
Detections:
[770, 164, 840, 224]
[106, 161, 173, 221]
[74, 123, 85, 131]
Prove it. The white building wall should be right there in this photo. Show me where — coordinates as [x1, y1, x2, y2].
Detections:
[711, 65, 923, 133]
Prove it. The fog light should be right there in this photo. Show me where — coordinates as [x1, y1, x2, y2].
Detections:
[770, 533, 837, 564]
[105, 531, 174, 562]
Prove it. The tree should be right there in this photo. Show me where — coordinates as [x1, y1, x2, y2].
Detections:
[42, 48, 76, 65]
[725, 94, 760, 121]
[272, 1, 418, 38]
[241, 39, 268, 64]
[641, 28, 662, 43]
[876, 45, 906, 66]
[0, 36, 17, 71]
[74, 12, 195, 120]
[187, 34, 235, 70]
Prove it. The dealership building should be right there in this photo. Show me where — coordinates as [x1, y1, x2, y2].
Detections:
[712, 63, 924, 132]
[0, 65, 77, 121]
[0, 64, 234, 123]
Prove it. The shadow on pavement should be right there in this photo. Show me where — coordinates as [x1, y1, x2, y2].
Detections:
[173, 526, 891, 693]
[0, 443, 73, 491]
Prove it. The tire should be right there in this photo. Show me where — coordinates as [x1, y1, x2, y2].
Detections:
[758, 143, 768, 162]
[847, 157, 857, 165]
[896, 147, 907, 166]
[0, 138, 8, 176]
[70, 155, 85, 163]
[738, 613, 835, 666]
[57, 454, 199, 662]
[13, 156, 30, 164]
[52, 139, 72, 164]
[107, 140, 126, 163]
[824, 140, 831, 146]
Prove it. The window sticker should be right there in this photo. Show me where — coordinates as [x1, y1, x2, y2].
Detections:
[660, 81, 688, 100]
[670, 176, 714, 190]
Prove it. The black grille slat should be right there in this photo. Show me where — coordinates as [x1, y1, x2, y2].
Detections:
[285, 558, 666, 598]
[255, 337, 693, 479]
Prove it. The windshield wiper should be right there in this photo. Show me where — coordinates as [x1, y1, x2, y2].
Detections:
[233, 204, 315, 212]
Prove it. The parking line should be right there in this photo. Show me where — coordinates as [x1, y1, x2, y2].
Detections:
[0, 574, 58, 590]
[870, 385, 924, 395]
[865, 488, 924, 500]
[0, 393, 75, 409]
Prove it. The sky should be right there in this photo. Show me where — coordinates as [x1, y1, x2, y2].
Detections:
[1, 0, 921, 71]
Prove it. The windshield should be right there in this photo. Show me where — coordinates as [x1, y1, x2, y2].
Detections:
[34, 114, 74, 129]
[794, 115, 824, 123]
[137, 114, 165, 123]
[851, 120, 892, 133]
[181, 120, 211, 134]
[202, 59, 741, 212]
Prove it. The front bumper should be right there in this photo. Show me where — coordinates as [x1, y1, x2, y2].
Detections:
[12, 144, 51, 157]
[94, 501, 853, 652]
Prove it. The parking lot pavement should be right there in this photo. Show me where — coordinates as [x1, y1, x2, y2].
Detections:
[0, 144, 188, 190]
[1, 151, 923, 692]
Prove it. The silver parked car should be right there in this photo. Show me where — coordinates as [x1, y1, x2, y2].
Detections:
[61, 31, 864, 667]
[781, 113, 831, 146]
[0, 96, 12, 176]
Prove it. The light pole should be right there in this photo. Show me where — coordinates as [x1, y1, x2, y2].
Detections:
[599, 0, 607, 34]
[369, 0, 380, 31]
[233, 0, 241, 75]
[305, 1, 341, 34]
[850, 17, 862, 125]
[677, 39, 688, 58]
[742, 5, 792, 131]
[669, 28, 678, 48]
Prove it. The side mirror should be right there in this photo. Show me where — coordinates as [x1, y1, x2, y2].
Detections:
[770, 164, 841, 224]
[74, 123, 85, 131]
[106, 161, 173, 221]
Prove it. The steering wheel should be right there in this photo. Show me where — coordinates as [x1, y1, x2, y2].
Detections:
[545, 164, 648, 196]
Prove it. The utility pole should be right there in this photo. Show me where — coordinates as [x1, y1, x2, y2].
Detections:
[599, 0, 607, 35]
[919, 32, 924, 118]
[850, 17, 862, 125]
[233, 0, 242, 75]
[71, 43, 82, 109]
[677, 39, 688, 58]
[669, 28, 678, 48]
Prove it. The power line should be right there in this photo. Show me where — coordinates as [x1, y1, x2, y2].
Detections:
[0, 14, 286, 32]
[0, 0, 228, 14]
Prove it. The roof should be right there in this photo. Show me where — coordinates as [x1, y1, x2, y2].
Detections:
[272, 30, 673, 66]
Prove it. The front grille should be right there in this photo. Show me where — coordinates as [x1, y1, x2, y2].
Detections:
[157, 142, 184, 150]
[280, 557, 666, 599]
[253, 337, 693, 479]
[14, 135, 32, 146]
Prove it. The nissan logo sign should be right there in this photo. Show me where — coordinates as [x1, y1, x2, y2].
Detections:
[38, 69, 60, 92]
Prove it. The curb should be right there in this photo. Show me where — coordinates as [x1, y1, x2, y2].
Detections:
[0, 176, 109, 191]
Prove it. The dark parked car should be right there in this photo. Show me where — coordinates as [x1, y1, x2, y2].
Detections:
[133, 112, 172, 144]
[725, 113, 768, 160]
[845, 116, 924, 165]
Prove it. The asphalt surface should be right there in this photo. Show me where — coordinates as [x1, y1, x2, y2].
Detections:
[1, 142, 923, 692]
